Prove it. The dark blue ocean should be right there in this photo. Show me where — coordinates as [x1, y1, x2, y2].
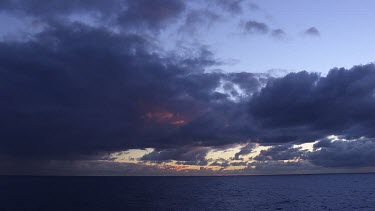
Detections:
[0, 174, 374, 210]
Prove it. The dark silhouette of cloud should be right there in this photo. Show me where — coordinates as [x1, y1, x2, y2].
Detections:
[0, 0, 122, 16]
[0, 21, 264, 160]
[1, 19, 375, 170]
[209, 158, 230, 167]
[304, 26, 320, 37]
[233, 143, 256, 160]
[141, 147, 210, 166]
[249, 64, 375, 143]
[231, 161, 247, 166]
[0, 0, 186, 31]
[254, 144, 307, 161]
[271, 29, 286, 39]
[308, 138, 375, 168]
[0, 0, 254, 34]
[1, 0, 375, 174]
[243, 20, 269, 34]
[242, 21, 286, 38]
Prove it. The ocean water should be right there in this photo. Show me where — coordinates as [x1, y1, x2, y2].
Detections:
[0, 174, 374, 210]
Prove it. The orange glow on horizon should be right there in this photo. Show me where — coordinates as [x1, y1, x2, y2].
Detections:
[143, 111, 188, 126]
[145, 112, 174, 120]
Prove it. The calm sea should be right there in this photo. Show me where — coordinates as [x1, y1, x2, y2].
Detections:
[0, 174, 374, 210]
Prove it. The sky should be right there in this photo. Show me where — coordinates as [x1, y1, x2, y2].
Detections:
[1, 0, 375, 176]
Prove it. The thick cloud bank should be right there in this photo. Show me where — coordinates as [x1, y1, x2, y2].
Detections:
[309, 138, 375, 168]
[1, 0, 375, 174]
[250, 66, 375, 143]
[0, 21, 263, 160]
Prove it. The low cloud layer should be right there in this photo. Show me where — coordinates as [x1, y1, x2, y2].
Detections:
[254, 145, 307, 161]
[141, 147, 210, 166]
[309, 138, 375, 168]
[233, 144, 256, 160]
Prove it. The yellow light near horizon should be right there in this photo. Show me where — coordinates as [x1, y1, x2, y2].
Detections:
[206, 144, 243, 160]
[110, 148, 153, 163]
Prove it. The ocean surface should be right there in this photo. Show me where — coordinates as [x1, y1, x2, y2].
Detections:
[0, 174, 374, 210]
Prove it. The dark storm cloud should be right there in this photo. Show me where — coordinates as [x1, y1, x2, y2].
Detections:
[0, 0, 186, 31]
[141, 147, 210, 166]
[0, 158, 215, 176]
[0, 0, 120, 16]
[0, 0, 247, 33]
[249, 64, 375, 143]
[3, 18, 375, 170]
[0, 21, 264, 160]
[254, 144, 307, 161]
[243, 20, 269, 34]
[231, 161, 247, 166]
[179, 45, 222, 71]
[1, 1, 375, 174]
[304, 26, 320, 37]
[209, 158, 230, 168]
[308, 138, 375, 168]
[227, 71, 268, 93]
[233, 143, 256, 160]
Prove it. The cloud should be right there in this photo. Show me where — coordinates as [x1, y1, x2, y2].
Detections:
[0, 0, 119, 16]
[0, 0, 186, 32]
[242, 21, 286, 39]
[215, 0, 245, 14]
[209, 158, 230, 168]
[308, 138, 375, 168]
[233, 143, 256, 160]
[2, 19, 375, 171]
[0, 0, 250, 34]
[304, 26, 320, 37]
[248, 2, 260, 11]
[249, 64, 375, 143]
[0, 21, 265, 160]
[243, 20, 269, 34]
[141, 146, 210, 166]
[230, 161, 247, 166]
[249, 160, 318, 174]
[178, 9, 221, 34]
[254, 144, 307, 161]
[271, 29, 286, 39]
[1, 1, 375, 174]
[0, 158, 219, 176]
[117, 0, 186, 30]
